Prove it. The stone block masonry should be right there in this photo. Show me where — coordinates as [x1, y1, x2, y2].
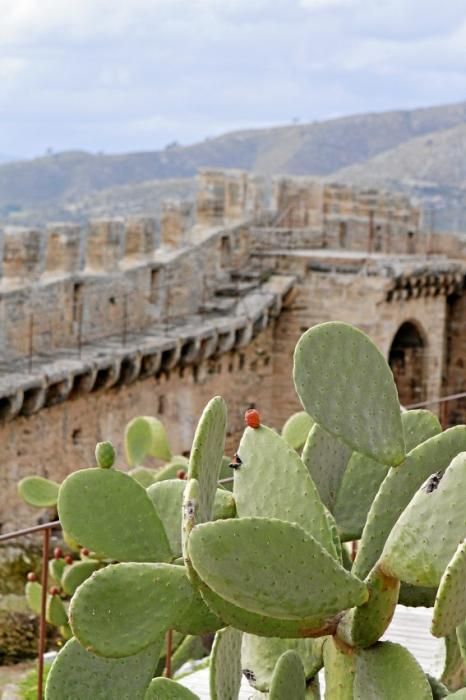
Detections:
[0, 167, 465, 530]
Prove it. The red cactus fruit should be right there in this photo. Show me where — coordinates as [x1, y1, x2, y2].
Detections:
[27, 572, 37, 582]
[81, 548, 90, 557]
[49, 586, 60, 596]
[53, 547, 63, 560]
[64, 555, 73, 565]
[176, 470, 187, 480]
[244, 408, 261, 429]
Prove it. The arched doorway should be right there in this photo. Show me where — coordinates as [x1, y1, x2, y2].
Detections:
[388, 321, 426, 405]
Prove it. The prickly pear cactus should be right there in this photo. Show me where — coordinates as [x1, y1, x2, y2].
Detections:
[58, 467, 172, 563]
[187, 395, 227, 523]
[380, 452, 466, 586]
[210, 627, 242, 700]
[45, 637, 162, 700]
[144, 678, 200, 699]
[18, 475, 60, 507]
[293, 322, 405, 465]
[42, 322, 466, 698]
[269, 649, 306, 700]
[124, 415, 172, 465]
[281, 410, 314, 450]
[432, 539, 466, 637]
[95, 440, 116, 468]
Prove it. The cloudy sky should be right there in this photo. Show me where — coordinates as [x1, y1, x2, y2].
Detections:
[1, 0, 466, 160]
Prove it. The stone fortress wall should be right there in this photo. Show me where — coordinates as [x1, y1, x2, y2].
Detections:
[0, 168, 465, 529]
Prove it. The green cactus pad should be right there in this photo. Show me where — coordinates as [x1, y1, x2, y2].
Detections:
[45, 637, 162, 700]
[241, 635, 324, 692]
[144, 678, 199, 699]
[148, 479, 235, 559]
[25, 581, 44, 615]
[18, 476, 60, 507]
[337, 566, 400, 648]
[401, 409, 442, 452]
[325, 507, 343, 563]
[188, 396, 227, 523]
[458, 620, 466, 663]
[195, 577, 336, 638]
[281, 411, 314, 450]
[293, 322, 405, 466]
[443, 629, 466, 688]
[148, 479, 187, 557]
[189, 517, 368, 621]
[49, 558, 66, 586]
[70, 563, 192, 657]
[301, 424, 352, 512]
[354, 641, 432, 699]
[323, 637, 356, 700]
[61, 559, 100, 596]
[210, 627, 242, 700]
[448, 691, 466, 699]
[182, 478, 200, 573]
[333, 452, 389, 541]
[129, 466, 157, 487]
[380, 452, 466, 586]
[213, 488, 236, 519]
[46, 594, 68, 626]
[432, 540, 466, 637]
[58, 467, 171, 563]
[354, 426, 466, 579]
[235, 425, 336, 557]
[427, 675, 449, 699]
[269, 650, 306, 700]
[95, 441, 116, 469]
[183, 481, 332, 639]
[125, 415, 172, 466]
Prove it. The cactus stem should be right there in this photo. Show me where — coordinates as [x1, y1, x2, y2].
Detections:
[299, 615, 341, 639]
[332, 634, 356, 655]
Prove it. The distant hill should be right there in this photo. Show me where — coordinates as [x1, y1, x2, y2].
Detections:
[332, 122, 466, 231]
[333, 122, 466, 189]
[3, 177, 196, 228]
[1, 100, 466, 229]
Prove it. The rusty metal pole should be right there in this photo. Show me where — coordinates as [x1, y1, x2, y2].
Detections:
[28, 313, 34, 373]
[122, 292, 128, 347]
[440, 400, 449, 429]
[164, 628, 173, 678]
[38, 527, 50, 699]
[77, 301, 83, 359]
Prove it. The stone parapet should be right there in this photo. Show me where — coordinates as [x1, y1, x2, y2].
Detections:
[0, 274, 294, 423]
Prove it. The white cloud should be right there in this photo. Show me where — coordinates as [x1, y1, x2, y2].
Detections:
[300, 0, 356, 8]
[0, 0, 464, 158]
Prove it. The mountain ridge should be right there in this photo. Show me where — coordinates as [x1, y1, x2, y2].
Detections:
[1, 99, 466, 230]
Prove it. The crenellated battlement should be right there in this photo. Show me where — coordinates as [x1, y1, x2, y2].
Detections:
[0, 167, 463, 423]
[0, 167, 438, 289]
